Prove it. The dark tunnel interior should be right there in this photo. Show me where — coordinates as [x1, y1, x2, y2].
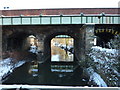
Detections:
[95, 32, 115, 48]
[7, 32, 30, 51]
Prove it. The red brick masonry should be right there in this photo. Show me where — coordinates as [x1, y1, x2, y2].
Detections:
[1, 8, 119, 16]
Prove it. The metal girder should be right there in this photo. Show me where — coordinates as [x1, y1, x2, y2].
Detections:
[0, 14, 120, 25]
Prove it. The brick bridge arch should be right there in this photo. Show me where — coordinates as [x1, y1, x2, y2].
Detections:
[2, 24, 95, 63]
[44, 31, 79, 63]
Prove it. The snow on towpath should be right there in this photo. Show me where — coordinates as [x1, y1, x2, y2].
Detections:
[0, 58, 26, 83]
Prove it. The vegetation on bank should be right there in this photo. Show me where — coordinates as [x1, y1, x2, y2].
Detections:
[83, 35, 120, 87]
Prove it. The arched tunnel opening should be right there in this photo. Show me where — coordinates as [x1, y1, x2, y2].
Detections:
[6, 32, 39, 52]
[44, 32, 77, 63]
[94, 29, 119, 48]
[44, 32, 82, 74]
[4, 32, 40, 60]
[51, 35, 74, 62]
[7, 32, 29, 51]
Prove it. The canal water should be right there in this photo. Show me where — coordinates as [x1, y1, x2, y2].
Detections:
[3, 60, 88, 86]
[3, 35, 89, 86]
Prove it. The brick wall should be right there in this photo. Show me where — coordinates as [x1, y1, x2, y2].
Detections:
[1, 8, 119, 16]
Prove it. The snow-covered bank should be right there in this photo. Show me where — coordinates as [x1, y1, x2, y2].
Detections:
[88, 46, 119, 87]
[0, 58, 26, 83]
[87, 67, 107, 87]
[91, 46, 118, 55]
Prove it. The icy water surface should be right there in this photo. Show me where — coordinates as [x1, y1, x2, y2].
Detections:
[3, 60, 88, 86]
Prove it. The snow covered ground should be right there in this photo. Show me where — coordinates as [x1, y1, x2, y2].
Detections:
[0, 58, 26, 83]
[0, 46, 119, 87]
[87, 46, 119, 87]
[29, 45, 38, 54]
[91, 46, 118, 56]
[52, 42, 74, 54]
[51, 55, 60, 61]
[87, 67, 107, 87]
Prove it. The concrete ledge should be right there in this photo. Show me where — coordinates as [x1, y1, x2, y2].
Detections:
[0, 85, 119, 90]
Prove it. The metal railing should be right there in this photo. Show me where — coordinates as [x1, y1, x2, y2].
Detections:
[0, 14, 120, 25]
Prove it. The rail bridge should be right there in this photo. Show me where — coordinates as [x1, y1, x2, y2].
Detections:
[1, 8, 120, 65]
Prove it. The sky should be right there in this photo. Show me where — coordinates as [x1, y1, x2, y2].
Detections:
[0, 0, 120, 10]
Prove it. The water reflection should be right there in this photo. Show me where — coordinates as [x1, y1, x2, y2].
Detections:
[3, 36, 89, 86]
[51, 65, 73, 72]
[28, 61, 39, 77]
[3, 60, 88, 86]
